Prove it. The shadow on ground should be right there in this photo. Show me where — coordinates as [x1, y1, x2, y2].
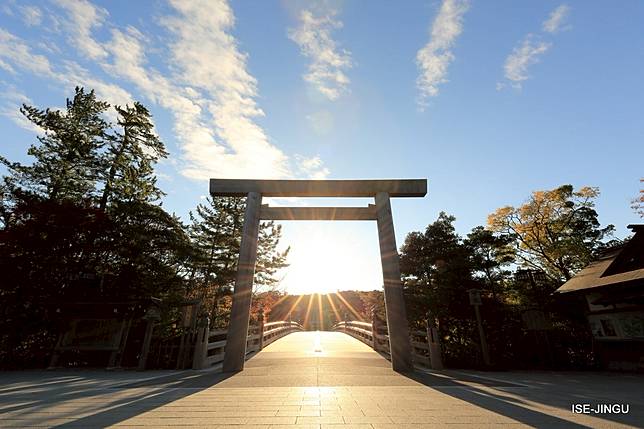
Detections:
[404, 370, 644, 428]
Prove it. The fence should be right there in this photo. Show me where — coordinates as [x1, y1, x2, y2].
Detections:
[192, 318, 303, 369]
[333, 315, 443, 370]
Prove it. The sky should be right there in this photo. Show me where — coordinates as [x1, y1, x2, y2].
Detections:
[1, 0, 642, 295]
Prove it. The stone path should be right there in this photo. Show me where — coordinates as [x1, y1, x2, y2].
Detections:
[1, 331, 642, 428]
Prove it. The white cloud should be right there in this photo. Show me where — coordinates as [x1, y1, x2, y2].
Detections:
[53, 0, 108, 60]
[0, 28, 132, 108]
[99, 1, 327, 181]
[0, 88, 44, 134]
[288, 8, 352, 101]
[0, 29, 55, 76]
[503, 36, 551, 88]
[306, 110, 334, 135]
[416, 0, 469, 108]
[20, 5, 42, 26]
[1, 0, 330, 183]
[499, 4, 571, 90]
[295, 155, 330, 179]
[159, 0, 300, 180]
[543, 4, 570, 34]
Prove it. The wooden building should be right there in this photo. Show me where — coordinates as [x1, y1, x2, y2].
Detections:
[556, 224, 644, 371]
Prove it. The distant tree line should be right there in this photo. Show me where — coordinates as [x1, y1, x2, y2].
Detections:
[0, 88, 287, 368]
[399, 185, 622, 369]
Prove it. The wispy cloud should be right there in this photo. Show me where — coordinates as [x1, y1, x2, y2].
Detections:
[288, 7, 352, 101]
[0, 87, 44, 134]
[543, 4, 570, 34]
[2, 0, 329, 181]
[502, 36, 551, 88]
[0, 28, 131, 109]
[20, 5, 42, 27]
[499, 4, 570, 90]
[294, 155, 330, 179]
[416, 0, 469, 108]
[53, 0, 108, 60]
[161, 0, 293, 179]
[0, 29, 54, 76]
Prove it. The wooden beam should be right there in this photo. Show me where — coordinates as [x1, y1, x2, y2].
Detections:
[260, 205, 377, 220]
[210, 179, 427, 198]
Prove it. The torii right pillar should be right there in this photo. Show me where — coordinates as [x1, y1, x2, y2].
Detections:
[375, 192, 414, 372]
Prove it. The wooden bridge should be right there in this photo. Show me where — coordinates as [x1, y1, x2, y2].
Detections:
[1, 330, 643, 427]
[189, 315, 443, 372]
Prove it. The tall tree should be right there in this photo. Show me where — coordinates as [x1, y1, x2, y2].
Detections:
[0, 89, 191, 367]
[399, 212, 482, 366]
[464, 226, 514, 300]
[99, 103, 167, 210]
[187, 196, 289, 317]
[488, 185, 614, 282]
[0, 87, 109, 203]
[400, 212, 478, 322]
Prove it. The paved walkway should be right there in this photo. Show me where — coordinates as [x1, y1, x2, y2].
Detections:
[1, 331, 642, 428]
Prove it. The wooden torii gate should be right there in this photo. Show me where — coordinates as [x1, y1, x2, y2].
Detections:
[210, 178, 427, 373]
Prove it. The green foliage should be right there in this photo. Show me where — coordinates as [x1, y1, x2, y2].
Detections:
[464, 226, 514, 300]
[399, 192, 615, 369]
[186, 196, 289, 321]
[99, 102, 167, 209]
[400, 212, 482, 365]
[0, 88, 289, 368]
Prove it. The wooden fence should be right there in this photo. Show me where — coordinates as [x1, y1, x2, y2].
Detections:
[333, 317, 443, 370]
[192, 318, 303, 369]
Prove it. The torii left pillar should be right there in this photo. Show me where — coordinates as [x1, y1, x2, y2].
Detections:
[222, 192, 262, 372]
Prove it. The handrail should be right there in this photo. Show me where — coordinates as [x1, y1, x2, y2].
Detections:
[192, 318, 303, 369]
[333, 317, 444, 370]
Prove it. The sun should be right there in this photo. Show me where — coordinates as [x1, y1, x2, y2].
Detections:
[277, 222, 383, 295]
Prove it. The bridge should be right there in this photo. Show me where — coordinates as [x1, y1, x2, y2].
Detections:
[1, 329, 642, 428]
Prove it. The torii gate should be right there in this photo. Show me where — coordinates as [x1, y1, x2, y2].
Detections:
[210, 178, 427, 373]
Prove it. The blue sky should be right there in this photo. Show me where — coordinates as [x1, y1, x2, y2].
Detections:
[1, 0, 642, 294]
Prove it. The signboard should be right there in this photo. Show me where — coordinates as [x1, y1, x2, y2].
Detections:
[521, 309, 551, 330]
[589, 312, 644, 339]
[468, 289, 482, 306]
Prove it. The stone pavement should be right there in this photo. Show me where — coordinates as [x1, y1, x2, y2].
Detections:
[1, 331, 642, 428]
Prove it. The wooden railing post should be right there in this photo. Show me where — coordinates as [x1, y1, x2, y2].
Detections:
[371, 308, 379, 351]
[426, 313, 444, 370]
[137, 306, 160, 371]
[258, 307, 265, 350]
[192, 316, 209, 370]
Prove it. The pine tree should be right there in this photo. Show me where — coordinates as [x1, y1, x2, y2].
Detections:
[187, 196, 289, 317]
[99, 103, 167, 210]
[0, 87, 109, 203]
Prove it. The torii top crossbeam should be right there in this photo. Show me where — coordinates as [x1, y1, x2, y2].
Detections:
[209, 179, 427, 198]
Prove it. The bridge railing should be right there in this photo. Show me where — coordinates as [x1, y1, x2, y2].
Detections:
[192, 317, 303, 369]
[332, 315, 443, 370]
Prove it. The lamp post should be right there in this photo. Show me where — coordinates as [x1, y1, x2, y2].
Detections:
[468, 289, 491, 367]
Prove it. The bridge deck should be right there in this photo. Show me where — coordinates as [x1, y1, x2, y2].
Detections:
[1, 331, 642, 428]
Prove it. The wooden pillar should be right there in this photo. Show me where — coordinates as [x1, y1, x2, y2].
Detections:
[474, 304, 491, 367]
[375, 192, 413, 372]
[107, 319, 128, 369]
[192, 316, 209, 370]
[371, 307, 379, 352]
[222, 192, 262, 372]
[258, 307, 265, 351]
[426, 315, 444, 370]
[138, 307, 159, 371]
[137, 319, 154, 371]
